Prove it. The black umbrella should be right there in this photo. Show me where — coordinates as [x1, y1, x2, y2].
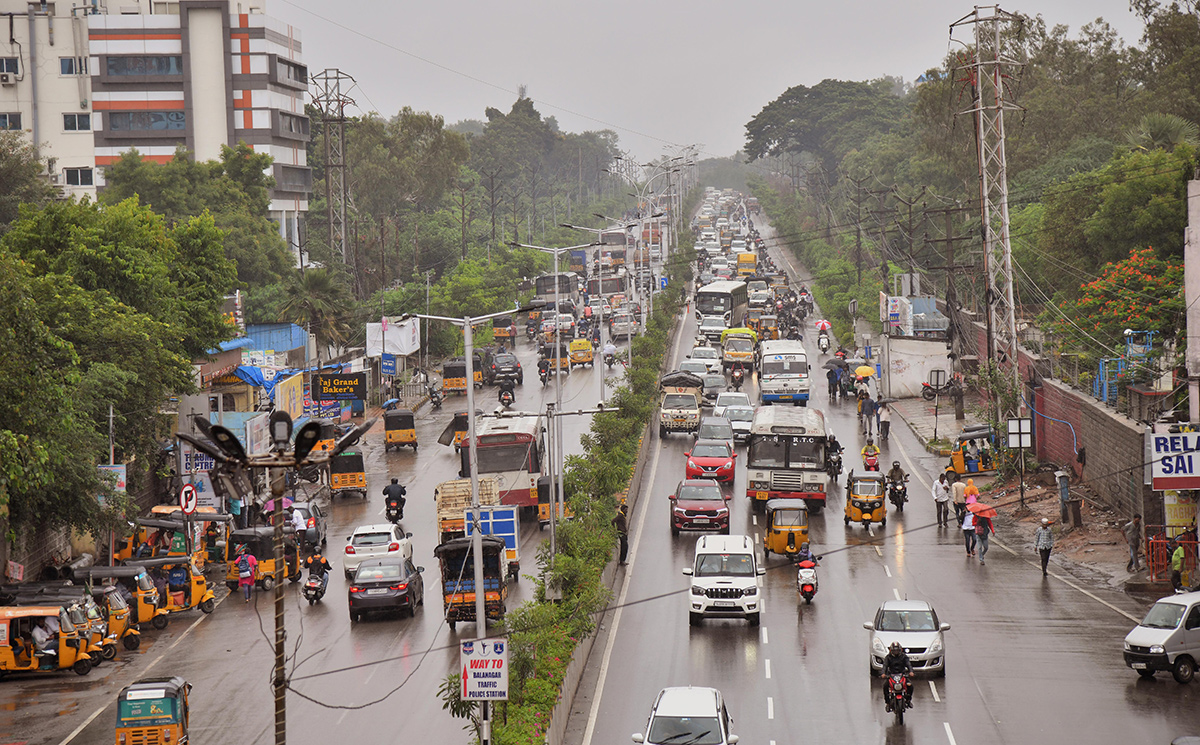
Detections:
[823, 360, 848, 371]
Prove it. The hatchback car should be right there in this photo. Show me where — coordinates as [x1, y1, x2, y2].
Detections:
[688, 347, 722, 374]
[670, 479, 730, 536]
[722, 405, 755, 442]
[696, 416, 735, 449]
[864, 600, 950, 676]
[343, 524, 414, 579]
[291, 501, 327, 548]
[713, 392, 751, 418]
[679, 360, 709, 376]
[698, 317, 727, 344]
[486, 352, 523, 385]
[348, 557, 424, 622]
[685, 439, 737, 482]
[1124, 590, 1200, 682]
[632, 686, 738, 745]
[701, 374, 727, 402]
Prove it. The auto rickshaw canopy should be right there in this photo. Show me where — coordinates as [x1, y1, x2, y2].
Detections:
[228, 526, 295, 560]
[848, 471, 887, 497]
[384, 409, 416, 430]
[330, 451, 365, 475]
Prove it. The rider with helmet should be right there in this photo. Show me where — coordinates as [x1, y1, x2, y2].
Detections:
[861, 438, 880, 461]
[881, 642, 914, 711]
[305, 548, 331, 590]
[886, 461, 906, 487]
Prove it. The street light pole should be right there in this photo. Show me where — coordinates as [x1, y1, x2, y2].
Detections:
[461, 314, 490, 745]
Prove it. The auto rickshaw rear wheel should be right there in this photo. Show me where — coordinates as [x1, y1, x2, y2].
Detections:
[73, 659, 92, 676]
[90, 654, 103, 668]
[123, 634, 141, 651]
[260, 576, 275, 591]
[200, 598, 215, 613]
[101, 643, 117, 661]
[152, 613, 169, 630]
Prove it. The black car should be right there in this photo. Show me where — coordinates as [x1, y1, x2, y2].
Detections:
[291, 501, 327, 547]
[348, 557, 424, 622]
[486, 352, 524, 385]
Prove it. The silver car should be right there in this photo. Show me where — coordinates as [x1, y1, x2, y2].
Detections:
[864, 599, 950, 676]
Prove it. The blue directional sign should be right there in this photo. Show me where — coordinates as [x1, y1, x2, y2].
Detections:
[381, 353, 396, 376]
[660, 277, 669, 289]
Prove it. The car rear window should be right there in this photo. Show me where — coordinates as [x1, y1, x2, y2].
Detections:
[352, 532, 391, 547]
[678, 484, 723, 501]
[495, 355, 517, 365]
[356, 564, 402, 581]
[700, 423, 733, 439]
[692, 443, 730, 458]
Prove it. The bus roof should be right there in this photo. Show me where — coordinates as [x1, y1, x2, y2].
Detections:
[476, 413, 542, 441]
[697, 280, 747, 294]
[749, 406, 827, 436]
[760, 339, 807, 356]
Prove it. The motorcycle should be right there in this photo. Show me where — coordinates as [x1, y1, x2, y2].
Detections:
[825, 451, 843, 477]
[796, 559, 819, 604]
[864, 452, 880, 471]
[604, 353, 615, 369]
[428, 386, 444, 410]
[303, 573, 327, 605]
[885, 674, 912, 724]
[887, 479, 909, 512]
[731, 367, 745, 391]
[499, 387, 515, 408]
[538, 363, 551, 386]
[817, 333, 830, 354]
[385, 497, 404, 524]
[921, 376, 961, 401]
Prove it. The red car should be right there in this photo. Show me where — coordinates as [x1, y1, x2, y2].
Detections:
[685, 439, 737, 483]
[670, 479, 730, 535]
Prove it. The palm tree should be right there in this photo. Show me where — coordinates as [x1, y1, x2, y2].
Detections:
[279, 269, 353, 362]
[1126, 113, 1200, 152]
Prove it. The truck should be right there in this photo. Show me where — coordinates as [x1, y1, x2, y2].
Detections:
[658, 371, 703, 439]
[736, 252, 757, 277]
[568, 249, 588, 275]
[746, 197, 760, 214]
[435, 476, 501, 543]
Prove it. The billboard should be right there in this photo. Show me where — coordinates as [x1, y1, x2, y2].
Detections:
[366, 317, 421, 357]
[313, 372, 366, 401]
[276, 372, 305, 419]
[1148, 432, 1200, 490]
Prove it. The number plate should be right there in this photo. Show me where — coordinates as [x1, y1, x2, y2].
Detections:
[713, 600, 736, 607]
[780, 395, 793, 400]
[367, 588, 389, 595]
[674, 418, 687, 423]
[1131, 662, 1147, 669]
[692, 518, 709, 524]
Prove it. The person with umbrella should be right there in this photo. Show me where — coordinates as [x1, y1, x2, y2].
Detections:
[970, 502, 997, 564]
[826, 364, 840, 402]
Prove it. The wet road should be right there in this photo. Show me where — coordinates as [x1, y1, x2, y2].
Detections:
[0, 325, 626, 745]
[575, 217, 1200, 745]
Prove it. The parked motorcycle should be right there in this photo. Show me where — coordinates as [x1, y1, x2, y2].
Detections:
[428, 386, 444, 410]
[921, 376, 962, 401]
[885, 674, 912, 724]
[887, 478, 909, 512]
[303, 573, 327, 606]
[796, 559, 819, 604]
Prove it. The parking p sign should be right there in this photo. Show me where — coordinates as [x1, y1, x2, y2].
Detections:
[460, 640, 508, 700]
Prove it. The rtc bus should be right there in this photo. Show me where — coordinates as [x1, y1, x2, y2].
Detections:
[694, 280, 749, 326]
[745, 406, 830, 513]
[463, 413, 546, 511]
[587, 271, 629, 299]
[600, 227, 630, 267]
[534, 273, 579, 305]
[757, 339, 810, 405]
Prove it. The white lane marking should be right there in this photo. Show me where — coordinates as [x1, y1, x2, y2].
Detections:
[893, 588, 902, 601]
[752, 515, 758, 526]
[929, 680, 940, 702]
[884, 565, 892, 578]
[754, 532, 760, 545]
[945, 722, 958, 745]
[761, 627, 769, 644]
[867, 524, 875, 536]
[874, 545, 883, 556]
[765, 659, 772, 679]
[767, 696, 774, 719]
[58, 591, 230, 745]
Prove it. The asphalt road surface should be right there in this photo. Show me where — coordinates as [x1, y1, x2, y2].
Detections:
[0, 318, 627, 745]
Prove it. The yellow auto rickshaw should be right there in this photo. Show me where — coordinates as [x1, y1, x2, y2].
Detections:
[81, 566, 171, 630]
[439, 410, 478, 452]
[90, 584, 141, 651]
[542, 341, 572, 372]
[0, 605, 94, 676]
[8, 586, 120, 663]
[745, 308, 764, 334]
[114, 517, 190, 563]
[946, 426, 999, 476]
[225, 527, 302, 591]
[763, 500, 809, 561]
[492, 315, 516, 341]
[144, 508, 232, 567]
[569, 338, 594, 369]
[443, 358, 469, 394]
[844, 471, 887, 527]
[761, 314, 780, 341]
[536, 475, 573, 530]
[313, 418, 338, 455]
[434, 535, 508, 631]
[125, 557, 216, 616]
[384, 408, 417, 452]
[115, 676, 191, 745]
[330, 450, 367, 497]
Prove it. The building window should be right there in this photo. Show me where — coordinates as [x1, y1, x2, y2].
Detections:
[64, 167, 94, 186]
[0, 58, 17, 74]
[276, 58, 306, 86]
[63, 113, 91, 131]
[60, 57, 88, 75]
[105, 55, 183, 76]
[280, 112, 308, 136]
[0, 113, 21, 130]
[108, 111, 186, 131]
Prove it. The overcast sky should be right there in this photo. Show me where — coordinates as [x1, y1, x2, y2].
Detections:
[271, 0, 1144, 162]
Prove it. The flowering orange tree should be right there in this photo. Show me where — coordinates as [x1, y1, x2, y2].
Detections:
[1042, 247, 1183, 358]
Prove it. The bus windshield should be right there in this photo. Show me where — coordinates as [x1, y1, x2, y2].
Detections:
[761, 357, 807, 376]
[749, 435, 824, 469]
[477, 442, 533, 474]
[696, 294, 731, 314]
[748, 438, 786, 468]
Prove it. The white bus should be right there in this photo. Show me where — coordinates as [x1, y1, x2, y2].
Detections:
[757, 340, 810, 405]
[694, 280, 749, 326]
[745, 406, 829, 512]
[465, 413, 546, 511]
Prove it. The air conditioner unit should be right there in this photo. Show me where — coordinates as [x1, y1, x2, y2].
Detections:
[0, 73, 15, 86]
[49, 172, 61, 184]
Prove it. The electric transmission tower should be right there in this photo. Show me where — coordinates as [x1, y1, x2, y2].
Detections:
[952, 5, 1024, 415]
[311, 69, 356, 263]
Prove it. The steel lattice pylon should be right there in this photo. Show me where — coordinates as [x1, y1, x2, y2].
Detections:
[311, 69, 356, 263]
[952, 5, 1024, 413]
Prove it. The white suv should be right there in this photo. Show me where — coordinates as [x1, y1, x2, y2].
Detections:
[344, 524, 413, 579]
[632, 686, 738, 745]
[683, 535, 764, 627]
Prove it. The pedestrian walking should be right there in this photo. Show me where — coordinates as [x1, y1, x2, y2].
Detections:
[613, 505, 629, 565]
[1172, 539, 1186, 591]
[235, 547, 258, 602]
[1123, 513, 1143, 572]
[961, 510, 976, 556]
[933, 473, 951, 527]
[975, 511, 994, 565]
[878, 403, 891, 442]
[964, 478, 980, 502]
[1034, 518, 1054, 576]
[861, 394, 876, 436]
[951, 475, 967, 523]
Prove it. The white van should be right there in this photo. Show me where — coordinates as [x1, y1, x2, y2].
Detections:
[1124, 590, 1200, 683]
[683, 534, 764, 627]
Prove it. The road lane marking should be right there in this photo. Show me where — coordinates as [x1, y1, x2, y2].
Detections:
[893, 588, 902, 601]
[765, 659, 771, 679]
[761, 627, 769, 644]
[867, 525, 875, 536]
[57, 591, 230, 745]
[929, 680, 940, 702]
[945, 722, 957, 745]
[884, 565, 892, 577]
[754, 532, 760, 544]
[874, 545, 882, 556]
[767, 696, 774, 719]
[752, 515, 758, 526]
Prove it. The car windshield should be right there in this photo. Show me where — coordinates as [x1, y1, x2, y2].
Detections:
[747, 281, 768, 292]
[692, 443, 731, 458]
[356, 564, 402, 581]
[352, 532, 392, 547]
[664, 394, 697, 409]
[691, 348, 718, 359]
[647, 716, 722, 745]
[1141, 601, 1186, 629]
[877, 609, 937, 631]
[853, 480, 884, 497]
[695, 553, 755, 577]
[700, 423, 733, 439]
[677, 484, 723, 501]
[725, 408, 754, 422]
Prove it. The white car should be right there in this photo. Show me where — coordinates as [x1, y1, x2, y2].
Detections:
[864, 600, 950, 676]
[722, 405, 755, 442]
[344, 524, 414, 579]
[679, 360, 709, 376]
[713, 392, 751, 418]
[632, 687, 739, 745]
[688, 346, 722, 374]
[684, 534, 763, 626]
[698, 316, 727, 344]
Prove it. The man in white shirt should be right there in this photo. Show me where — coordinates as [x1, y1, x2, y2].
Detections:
[933, 473, 952, 527]
[31, 617, 56, 653]
[291, 508, 307, 551]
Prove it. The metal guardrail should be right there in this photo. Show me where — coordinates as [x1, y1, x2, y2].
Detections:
[1146, 525, 1198, 583]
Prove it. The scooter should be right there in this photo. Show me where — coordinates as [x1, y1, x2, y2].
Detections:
[887, 478, 909, 512]
[796, 559, 819, 604]
[731, 367, 745, 391]
[385, 497, 404, 524]
[499, 387, 515, 408]
[539, 365, 550, 386]
[817, 333, 830, 354]
[864, 452, 880, 471]
[303, 573, 327, 605]
[526, 323, 538, 342]
[428, 386, 444, 410]
[885, 674, 912, 724]
[604, 353, 616, 369]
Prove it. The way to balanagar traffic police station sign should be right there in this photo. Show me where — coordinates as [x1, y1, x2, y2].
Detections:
[1149, 431, 1200, 490]
[460, 639, 509, 700]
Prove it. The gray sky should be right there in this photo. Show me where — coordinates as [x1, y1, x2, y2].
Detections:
[272, 0, 1144, 162]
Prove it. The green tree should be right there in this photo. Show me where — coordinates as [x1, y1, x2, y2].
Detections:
[1126, 112, 1200, 151]
[0, 131, 56, 233]
[279, 269, 355, 360]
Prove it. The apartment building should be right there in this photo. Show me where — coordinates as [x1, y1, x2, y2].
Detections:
[0, 0, 309, 259]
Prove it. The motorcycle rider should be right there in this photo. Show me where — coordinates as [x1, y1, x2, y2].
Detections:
[886, 461, 906, 487]
[861, 438, 880, 466]
[730, 361, 746, 390]
[382, 478, 407, 519]
[602, 340, 618, 366]
[498, 376, 516, 405]
[881, 642, 914, 711]
[537, 356, 551, 381]
[795, 541, 818, 565]
[304, 549, 331, 592]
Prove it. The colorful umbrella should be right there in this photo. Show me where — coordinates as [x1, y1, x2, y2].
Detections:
[263, 496, 294, 513]
[855, 365, 876, 378]
[968, 502, 998, 519]
[814, 319, 832, 331]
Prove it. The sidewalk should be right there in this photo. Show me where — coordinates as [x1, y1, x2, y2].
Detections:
[889, 393, 986, 455]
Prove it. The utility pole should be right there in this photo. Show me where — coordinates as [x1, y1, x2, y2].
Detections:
[952, 5, 1025, 415]
[925, 201, 977, 421]
[310, 70, 356, 263]
[481, 168, 502, 249]
[846, 175, 870, 284]
[892, 187, 927, 273]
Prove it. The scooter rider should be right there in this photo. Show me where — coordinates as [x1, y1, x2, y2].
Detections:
[881, 642, 914, 711]
[498, 376, 516, 403]
[796, 542, 818, 565]
[305, 549, 331, 591]
[382, 478, 407, 516]
[602, 340, 618, 364]
[861, 438, 880, 462]
[537, 357, 551, 379]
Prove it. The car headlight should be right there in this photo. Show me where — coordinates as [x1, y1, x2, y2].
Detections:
[872, 636, 887, 655]
[928, 637, 943, 654]
[1150, 644, 1165, 654]
[691, 586, 706, 596]
[743, 586, 757, 596]
[688, 460, 697, 469]
[1124, 640, 1131, 651]
[723, 461, 733, 470]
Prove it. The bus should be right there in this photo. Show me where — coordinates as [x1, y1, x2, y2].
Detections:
[694, 280, 749, 326]
[600, 227, 630, 267]
[587, 271, 629, 298]
[535, 273, 578, 303]
[465, 413, 546, 510]
[757, 340, 810, 405]
[745, 406, 829, 513]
